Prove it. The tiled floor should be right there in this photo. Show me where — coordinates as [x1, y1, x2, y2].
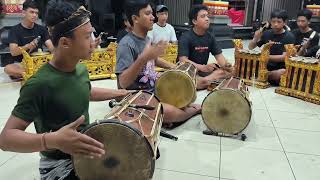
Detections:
[0, 45, 320, 180]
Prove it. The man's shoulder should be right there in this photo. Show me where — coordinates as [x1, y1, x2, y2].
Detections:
[33, 23, 48, 32]
[180, 29, 193, 40]
[118, 33, 135, 46]
[285, 31, 295, 39]
[9, 23, 22, 32]
[291, 29, 300, 35]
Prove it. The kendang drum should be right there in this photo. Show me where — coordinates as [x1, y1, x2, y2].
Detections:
[73, 91, 163, 180]
[202, 77, 252, 140]
[155, 62, 197, 108]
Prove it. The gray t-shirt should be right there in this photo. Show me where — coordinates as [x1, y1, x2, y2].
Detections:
[116, 32, 157, 90]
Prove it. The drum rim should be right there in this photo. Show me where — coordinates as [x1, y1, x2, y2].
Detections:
[155, 70, 196, 107]
[201, 89, 252, 135]
[74, 119, 156, 179]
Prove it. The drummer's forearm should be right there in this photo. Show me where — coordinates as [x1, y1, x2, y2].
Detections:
[90, 87, 128, 101]
[215, 53, 228, 66]
[156, 58, 175, 69]
[45, 40, 55, 53]
[118, 55, 149, 89]
[179, 56, 200, 68]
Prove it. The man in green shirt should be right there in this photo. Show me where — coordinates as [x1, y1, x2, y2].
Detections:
[0, 1, 128, 179]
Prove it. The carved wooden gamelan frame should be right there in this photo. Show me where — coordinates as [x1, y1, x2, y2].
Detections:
[275, 44, 320, 105]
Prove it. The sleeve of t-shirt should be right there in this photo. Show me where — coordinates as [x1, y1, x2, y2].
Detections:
[178, 33, 190, 58]
[42, 26, 50, 42]
[256, 31, 267, 47]
[11, 82, 47, 123]
[210, 34, 222, 55]
[170, 25, 177, 42]
[310, 32, 320, 47]
[284, 32, 295, 44]
[8, 27, 19, 44]
[116, 43, 135, 74]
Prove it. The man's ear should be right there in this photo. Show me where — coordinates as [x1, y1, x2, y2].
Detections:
[58, 37, 72, 49]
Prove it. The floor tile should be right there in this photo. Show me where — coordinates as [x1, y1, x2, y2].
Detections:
[221, 122, 282, 151]
[156, 139, 220, 177]
[305, 102, 320, 115]
[0, 153, 40, 180]
[220, 146, 295, 180]
[153, 169, 219, 180]
[269, 110, 320, 131]
[251, 109, 273, 127]
[277, 128, 320, 155]
[287, 152, 320, 180]
[164, 120, 220, 145]
[0, 151, 17, 167]
[261, 87, 314, 114]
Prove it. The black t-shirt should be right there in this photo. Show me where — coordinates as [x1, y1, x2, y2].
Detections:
[292, 29, 320, 56]
[256, 29, 295, 55]
[178, 29, 222, 65]
[8, 23, 50, 62]
[256, 29, 295, 71]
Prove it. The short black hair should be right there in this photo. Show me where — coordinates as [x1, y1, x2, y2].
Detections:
[297, 9, 313, 21]
[45, 0, 79, 46]
[270, 9, 288, 22]
[189, 5, 208, 25]
[22, 0, 38, 10]
[124, 0, 151, 26]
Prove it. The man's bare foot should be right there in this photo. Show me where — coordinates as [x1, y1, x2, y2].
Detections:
[184, 103, 202, 114]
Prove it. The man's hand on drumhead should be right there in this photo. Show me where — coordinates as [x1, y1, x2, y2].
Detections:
[48, 115, 105, 159]
[142, 41, 168, 61]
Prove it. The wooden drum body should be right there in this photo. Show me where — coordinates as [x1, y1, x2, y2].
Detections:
[73, 91, 163, 180]
[202, 77, 252, 136]
[155, 62, 197, 108]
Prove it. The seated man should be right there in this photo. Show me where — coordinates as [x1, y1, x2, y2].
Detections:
[178, 5, 232, 90]
[0, 1, 129, 179]
[292, 9, 320, 57]
[147, 4, 177, 44]
[116, 14, 133, 43]
[116, 0, 201, 125]
[5, 0, 54, 79]
[249, 9, 295, 85]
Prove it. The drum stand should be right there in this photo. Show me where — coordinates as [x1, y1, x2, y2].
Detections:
[202, 129, 247, 141]
[160, 130, 178, 141]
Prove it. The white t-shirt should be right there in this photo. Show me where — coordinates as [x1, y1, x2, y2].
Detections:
[147, 23, 177, 44]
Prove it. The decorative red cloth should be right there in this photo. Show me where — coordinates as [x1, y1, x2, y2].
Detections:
[227, 8, 245, 25]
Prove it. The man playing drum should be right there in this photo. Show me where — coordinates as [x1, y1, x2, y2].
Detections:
[116, 0, 201, 126]
[178, 5, 233, 90]
[0, 1, 129, 179]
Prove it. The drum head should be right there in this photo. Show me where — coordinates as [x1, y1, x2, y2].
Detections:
[202, 89, 251, 135]
[73, 121, 154, 180]
[155, 70, 195, 108]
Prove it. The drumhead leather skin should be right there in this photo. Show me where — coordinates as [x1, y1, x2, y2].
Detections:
[202, 89, 252, 135]
[155, 70, 196, 108]
[73, 120, 154, 180]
